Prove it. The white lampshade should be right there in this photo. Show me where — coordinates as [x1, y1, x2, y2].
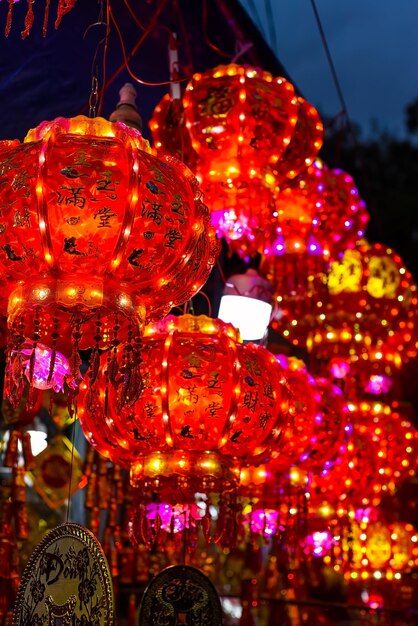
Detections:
[217, 269, 273, 341]
[218, 295, 272, 341]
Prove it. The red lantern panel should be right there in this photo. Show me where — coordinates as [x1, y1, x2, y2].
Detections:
[270, 96, 323, 183]
[149, 94, 199, 170]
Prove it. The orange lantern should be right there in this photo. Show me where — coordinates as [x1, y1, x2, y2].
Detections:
[0, 116, 218, 406]
[78, 314, 290, 546]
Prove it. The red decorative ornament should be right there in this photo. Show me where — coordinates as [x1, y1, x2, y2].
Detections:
[3, 0, 76, 38]
[78, 314, 290, 547]
[0, 116, 218, 407]
[263, 162, 369, 346]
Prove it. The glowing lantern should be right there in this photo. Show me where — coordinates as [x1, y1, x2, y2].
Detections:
[149, 93, 199, 169]
[308, 240, 418, 362]
[78, 315, 290, 546]
[263, 162, 368, 346]
[345, 519, 418, 578]
[0, 116, 218, 406]
[183, 64, 298, 180]
[310, 419, 388, 511]
[269, 96, 323, 183]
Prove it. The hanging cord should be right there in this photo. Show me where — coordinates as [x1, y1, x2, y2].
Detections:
[309, 0, 357, 146]
[108, 0, 191, 87]
[202, 0, 232, 58]
[66, 418, 78, 523]
[83, 0, 110, 117]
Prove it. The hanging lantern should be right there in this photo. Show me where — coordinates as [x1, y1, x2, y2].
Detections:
[263, 163, 369, 346]
[344, 519, 418, 579]
[269, 96, 323, 183]
[307, 240, 418, 362]
[0, 116, 218, 407]
[310, 418, 389, 511]
[149, 93, 199, 169]
[77, 315, 290, 547]
[183, 64, 298, 180]
[218, 269, 273, 341]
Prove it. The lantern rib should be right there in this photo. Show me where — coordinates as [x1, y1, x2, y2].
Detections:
[36, 138, 56, 272]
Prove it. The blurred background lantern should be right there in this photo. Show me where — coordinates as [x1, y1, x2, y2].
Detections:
[0, 116, 218, 407]
[78, 314, 290, 547]
[263, 162, 369, 347]
[217, 269, 273, 342]
[307, 240, 418, 364]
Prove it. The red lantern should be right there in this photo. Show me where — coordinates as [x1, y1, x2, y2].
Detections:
[78, 314, 290, 546]
[269, 96, 323, 183]
[149, 93, 199, 169]
[183, 64, 298, 181]
[308, 240, 418, 362]
[0, 116, 218, 406]
[263, 162, 369, 346]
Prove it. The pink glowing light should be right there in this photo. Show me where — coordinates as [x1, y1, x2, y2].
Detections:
[211, 208, 250, 241]
[329, 357, 350, 379]
[145, 503, 204, 533]
[305, 530, 333, 557]
[244, 509, 279, 536]
[365, 374, 392, 395]
[20, 341, 77, 392]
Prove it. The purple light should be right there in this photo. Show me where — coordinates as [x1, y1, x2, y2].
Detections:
[305, 530, 332, 557]
[329, 358, 350, 379]
[145, 502, 204, 533]
[365, 374, 392, 395]
[20, 341, 76, 392]
[244, 509, 279, 536]
[273, 234, 286, 255]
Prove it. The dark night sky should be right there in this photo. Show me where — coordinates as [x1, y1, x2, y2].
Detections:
[240, 0, 418, 139]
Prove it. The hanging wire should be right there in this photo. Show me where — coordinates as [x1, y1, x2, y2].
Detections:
[66, 418, 78, 523]
[202, 0, 232, 58]
[309, 0, 357, 145]
[107, 0, 191, 87]
[83, 0, 109, 117]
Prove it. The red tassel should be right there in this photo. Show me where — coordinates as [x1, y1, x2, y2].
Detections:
[5, 0, 14, 37]
[21, 0, 35, 39]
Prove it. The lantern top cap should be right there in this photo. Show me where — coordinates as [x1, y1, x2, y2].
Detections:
[186, 62, 292, 89]
[143, 313, 242, 342]
[23, 115, 151, 154]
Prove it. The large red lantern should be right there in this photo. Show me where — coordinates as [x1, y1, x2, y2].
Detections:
[0, 116, 218, 406]
[78, 314, 290, 546]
